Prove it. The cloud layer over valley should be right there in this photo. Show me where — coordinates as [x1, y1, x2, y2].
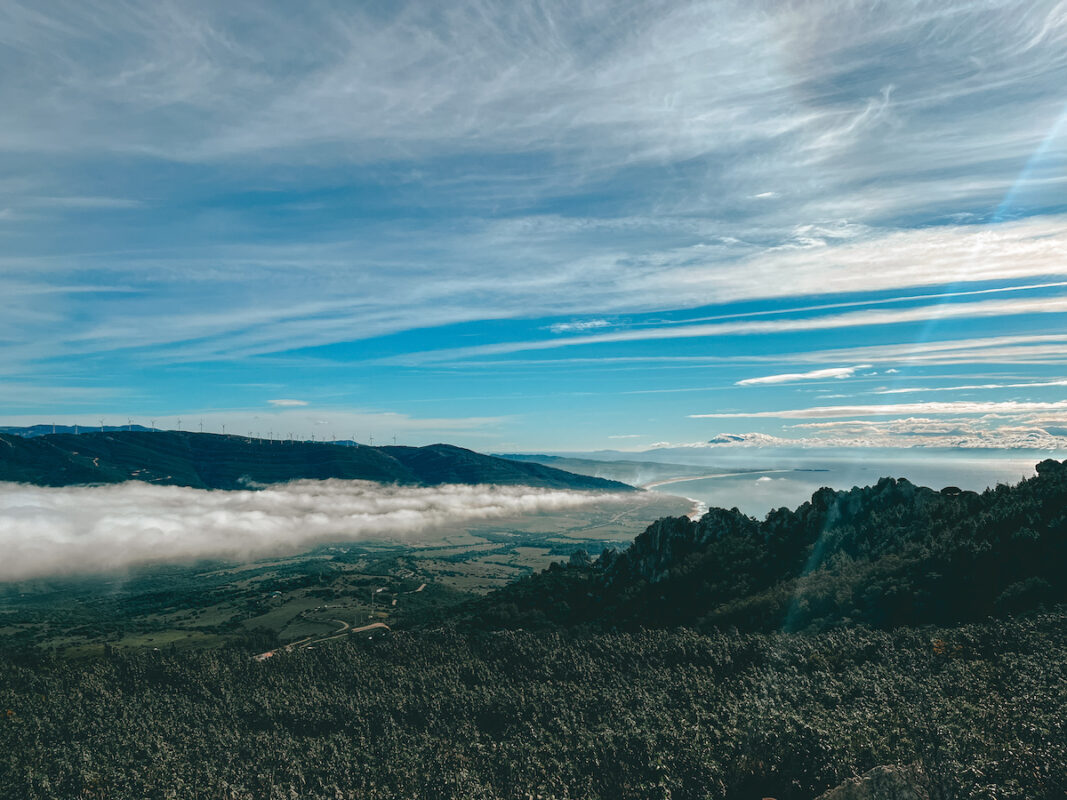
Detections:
[0, 480, 625, 581]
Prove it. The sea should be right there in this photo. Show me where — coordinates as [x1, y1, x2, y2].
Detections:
[587, 448, 1067, 518]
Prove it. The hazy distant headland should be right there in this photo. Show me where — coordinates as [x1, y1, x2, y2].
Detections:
[528, 445, 1067, 515]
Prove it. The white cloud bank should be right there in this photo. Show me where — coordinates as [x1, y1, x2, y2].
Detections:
[0, 480, 626, 581]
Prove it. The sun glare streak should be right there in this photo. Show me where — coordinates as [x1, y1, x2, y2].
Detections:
[902, 100, 1067, 379]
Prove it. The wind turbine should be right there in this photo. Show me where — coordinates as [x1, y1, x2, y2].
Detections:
[150, 419, 156, 430]
[99, 419, 104, 433]
[392, 434, 397, 446]
[199, 419, 204, 433]
[127, 418, 133, 432]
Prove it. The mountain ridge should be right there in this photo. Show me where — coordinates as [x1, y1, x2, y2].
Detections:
[0, 430, 635, 492]
[459, 459, 1067, 632]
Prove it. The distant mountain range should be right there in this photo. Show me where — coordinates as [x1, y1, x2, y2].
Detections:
[0, 430, 635, 492]
[0, 424, 156, 437]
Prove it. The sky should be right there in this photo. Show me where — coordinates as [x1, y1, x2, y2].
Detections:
[1, 0, 1066, 453]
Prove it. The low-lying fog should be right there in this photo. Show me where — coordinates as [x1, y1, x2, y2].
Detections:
[0, 480, 628, 581]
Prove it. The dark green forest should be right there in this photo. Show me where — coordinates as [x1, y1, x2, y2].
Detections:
[2, 461, 1066, 798]
[3, 617, 1065, 799]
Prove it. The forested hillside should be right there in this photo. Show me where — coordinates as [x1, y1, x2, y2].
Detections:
[2, 616, 1064, 800]
[464, 459, 1067, 632]
[0, 431, 633, 492]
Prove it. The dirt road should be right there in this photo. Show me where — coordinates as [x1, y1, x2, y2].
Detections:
[254, 621, 390, 661]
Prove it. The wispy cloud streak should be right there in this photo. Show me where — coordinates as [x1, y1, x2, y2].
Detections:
[875, 379, 1067, 394]
[391, 291, 1067, 365]
[737, 366, 870, 386]
[692, 400, 1067, 419]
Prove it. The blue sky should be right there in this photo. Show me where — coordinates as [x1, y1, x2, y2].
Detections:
[1, 0, 1066, 452]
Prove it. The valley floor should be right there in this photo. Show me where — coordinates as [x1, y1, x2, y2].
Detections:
[0, 491, 688, 656]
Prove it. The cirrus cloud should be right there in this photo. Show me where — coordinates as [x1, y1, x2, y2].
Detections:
[736, 365, 871, 386]
[691, 400, 1067, 419]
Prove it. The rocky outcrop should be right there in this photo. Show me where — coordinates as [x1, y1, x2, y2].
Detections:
[606, 506, 759, 583]
[815, 764, 930, 800]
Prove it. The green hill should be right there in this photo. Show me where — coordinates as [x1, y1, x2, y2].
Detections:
[0, 431, 634, 492]
[462, 459, 1067, 632]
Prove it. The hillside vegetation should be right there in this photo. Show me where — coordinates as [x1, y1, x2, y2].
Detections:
[0, 431, 633, 492]
[2, 615, 1064, 800]
[464, 459, 1067, 632]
